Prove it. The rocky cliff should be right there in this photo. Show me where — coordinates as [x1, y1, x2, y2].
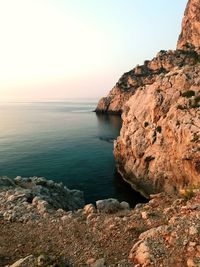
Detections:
[114, 62, 200, 197]
[96, 0, 200, 197]
[177, 0, 200, 53]
[96, 0, 200, 114]
[95, 50, 199, 114]
[96, 0, 200, 115]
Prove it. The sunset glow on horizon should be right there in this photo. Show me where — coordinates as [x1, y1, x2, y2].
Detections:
[0, 0, 187, 102]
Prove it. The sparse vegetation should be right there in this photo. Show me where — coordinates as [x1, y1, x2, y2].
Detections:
[177, 95, 200, 110]
[36, 253, 68, 267]
[180, 183, 200, 200]
[148, 212, 159, 218]
[194, 95, 200, 103]
[189, 97, 200, 108]
[177, 104, 187, 110]
[144, 121, 149, 127]
[181, 90, 195, 98]
[156, 126, 162, 133]
[181, 188, 195, 200]
[144, 156, 155, 162]
[192, 95, 200, 108]
[192, 133, 199, 142]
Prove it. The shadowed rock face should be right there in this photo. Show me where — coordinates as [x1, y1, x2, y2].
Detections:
[177, 0, 200, 53]
[114, 64, 200, 197]
[96, 0, 200, 197]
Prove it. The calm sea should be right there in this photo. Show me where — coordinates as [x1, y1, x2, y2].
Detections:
[0, 101, 145, 205]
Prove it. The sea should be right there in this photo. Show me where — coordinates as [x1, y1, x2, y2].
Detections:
[0, 101, 145, 205]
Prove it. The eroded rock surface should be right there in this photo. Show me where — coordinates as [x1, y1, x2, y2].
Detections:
[114, 63, 200, 197]
[95, 50, 198, 114]
[2, 181, 200, 266]
[96, 0, 200, 197]
[0, 176, 84, 222]
[96, 0, 200, 115]
[177, 0, 200, 53]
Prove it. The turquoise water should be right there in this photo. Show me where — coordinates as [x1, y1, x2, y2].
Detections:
[0, 101, 145, 205]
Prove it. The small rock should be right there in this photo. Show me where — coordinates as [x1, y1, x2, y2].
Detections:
[189, 226, 198, 235]
[9, 255, 35, 267]
[32, 196, 42, 206]
[189, 242, 197, 247]
[14, 176, 22, 183]
[141, 211, 148, 220]
[3, 211, 17, 222]
[96, 198, 121, 213]
[37, 254, 49, 266]
[84, 204, 96, 215]
[187, 258, 200, 267]
[0, 177, 15, 187]
[34, 177, 47, 186]
[120, 201, 130, 210]
[86, 258, 96, 265]
[91, 258, 106, 267]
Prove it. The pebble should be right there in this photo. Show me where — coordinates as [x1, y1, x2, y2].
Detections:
[9, 255, 35, 267]
[91, 258, 106, 267]
[189, 226, 198, 235]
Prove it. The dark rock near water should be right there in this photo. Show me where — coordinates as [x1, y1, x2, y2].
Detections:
[0, 176, 85, 222]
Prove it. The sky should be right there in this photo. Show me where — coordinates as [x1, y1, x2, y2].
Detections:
[0, 0, 188, 102]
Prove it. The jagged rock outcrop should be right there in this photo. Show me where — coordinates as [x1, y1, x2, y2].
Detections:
[114, 63, 200, 197]
[177, 0, 200, 53]
[95, 50, 198, 114]
[96, 0, 200, 115]
[0, 176, 84, 222]
[96, 0, 200, 197]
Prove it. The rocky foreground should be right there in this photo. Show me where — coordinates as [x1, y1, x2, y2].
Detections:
[1, 176, 200, 267]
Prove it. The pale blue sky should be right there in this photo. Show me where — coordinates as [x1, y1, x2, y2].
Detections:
[0, 0, 187, 101]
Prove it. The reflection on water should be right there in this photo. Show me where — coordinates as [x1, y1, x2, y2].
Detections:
[113, 170, 147, 207]
[96, 113, 122, 131]
[96, 113, 146, 206]
[96, 113, 122, 143]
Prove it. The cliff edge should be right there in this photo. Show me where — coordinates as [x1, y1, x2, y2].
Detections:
[96, 0, 200, 197]
[177, 0, 200, 53]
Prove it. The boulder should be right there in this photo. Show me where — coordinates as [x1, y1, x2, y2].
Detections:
[96, 198, 130, 213]
[9, 255, 35, 267]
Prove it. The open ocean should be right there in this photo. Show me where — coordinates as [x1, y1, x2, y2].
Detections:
[0, 101, 145, 205]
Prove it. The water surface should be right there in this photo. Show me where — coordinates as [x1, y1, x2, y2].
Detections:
[0, 101, 145, 205]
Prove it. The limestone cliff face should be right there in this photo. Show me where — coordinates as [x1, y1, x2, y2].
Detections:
[95, 50, 198, 114]
[96, 0, 200, 197]
[177, 0, 200, 52]
[114, 63, 200, 197]
[96, 0, 200, 114]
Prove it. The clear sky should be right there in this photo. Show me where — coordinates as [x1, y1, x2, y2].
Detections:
[0, 0, 188, 102]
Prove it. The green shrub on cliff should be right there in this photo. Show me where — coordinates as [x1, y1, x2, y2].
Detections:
[181, 90, 195, 98]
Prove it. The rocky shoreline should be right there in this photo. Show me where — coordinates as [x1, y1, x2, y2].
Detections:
[1, 176, 200, 266]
